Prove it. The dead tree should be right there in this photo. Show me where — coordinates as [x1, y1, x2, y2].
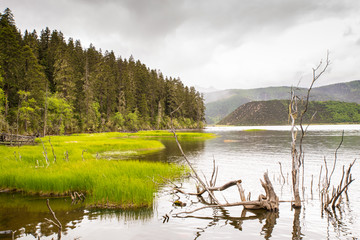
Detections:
[289, 52, 330, 208]
[174, 172, 279, 215]
[320, 133, 356, 211]
[169, 106, 280, 215]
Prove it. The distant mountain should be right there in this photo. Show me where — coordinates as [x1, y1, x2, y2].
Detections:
[218, 100, 360, 126]
[195, 85, 219, 93]
[205, 80, 360, 124]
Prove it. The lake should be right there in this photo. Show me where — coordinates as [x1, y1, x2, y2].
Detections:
[1, 125, 359, 239]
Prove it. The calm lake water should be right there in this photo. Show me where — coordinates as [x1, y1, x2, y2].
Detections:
[1, 125, 360, 239]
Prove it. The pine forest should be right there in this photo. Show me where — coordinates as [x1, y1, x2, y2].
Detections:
[0, 8, 206, 136]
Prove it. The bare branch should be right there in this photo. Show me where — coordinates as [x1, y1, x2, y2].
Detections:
[175, 179, 242, 196]
[329, 130, 344, 183]
[169, 103, 220, 205]
[237, 182, 246, 202]
[278, 162, 285, 184]
[170, 102, 184, 116]
[46, 199, 62, 240]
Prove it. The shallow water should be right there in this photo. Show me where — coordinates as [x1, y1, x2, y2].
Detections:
[1, 125, 359, 239]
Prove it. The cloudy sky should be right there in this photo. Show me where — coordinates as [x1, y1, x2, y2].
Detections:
[2, 0, 360, 91]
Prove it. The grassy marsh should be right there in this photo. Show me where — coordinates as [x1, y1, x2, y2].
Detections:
[0, 131, 214, 208]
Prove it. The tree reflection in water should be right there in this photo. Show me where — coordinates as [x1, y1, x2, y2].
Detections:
[292, 208, 302, 240]
[323, 200, 357, 239]
[176, 207, 280, 240]
[0, 193, 154, 239]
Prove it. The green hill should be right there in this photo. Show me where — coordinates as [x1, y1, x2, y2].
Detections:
[218, 100, 360, 126]
[205, 80, 360, 124]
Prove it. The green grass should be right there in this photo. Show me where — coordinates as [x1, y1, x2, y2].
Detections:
[0, 131, 210, 208]
[130, 130, 216, 139]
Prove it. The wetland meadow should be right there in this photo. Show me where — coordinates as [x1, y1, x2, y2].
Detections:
[1, 126, 360, 239]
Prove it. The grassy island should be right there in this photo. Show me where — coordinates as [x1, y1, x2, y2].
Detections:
[0, 131, 215, 208]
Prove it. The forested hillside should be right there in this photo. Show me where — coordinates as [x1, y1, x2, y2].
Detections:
[218, 100, 360, 126]
[205, 80, 360, 124]
[0, 8, 205, 135]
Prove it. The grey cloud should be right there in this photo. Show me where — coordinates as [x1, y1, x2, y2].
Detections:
[4, 0, 360, 89]
[11, 0, 359, 47]
[8, 0, 360, 42]
[344, 27, 353, 36]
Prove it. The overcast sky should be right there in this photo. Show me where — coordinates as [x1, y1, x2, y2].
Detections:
[2, 0, 360, 91]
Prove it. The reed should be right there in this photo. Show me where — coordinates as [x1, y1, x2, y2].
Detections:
[0, 131, 202, 208]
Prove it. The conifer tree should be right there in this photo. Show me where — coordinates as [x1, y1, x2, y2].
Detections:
[0, 8, 23, 119]
[0, 8, 206, 134]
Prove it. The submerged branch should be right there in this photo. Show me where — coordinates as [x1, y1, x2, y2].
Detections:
[46, 199, 62, 240]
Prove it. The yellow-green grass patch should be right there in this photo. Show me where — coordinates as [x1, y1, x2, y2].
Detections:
[0, 131, 200, 208]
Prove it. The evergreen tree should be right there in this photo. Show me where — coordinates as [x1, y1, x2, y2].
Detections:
[0, 67, 7, 131]
[53, 38, 76, 104]
[0, 8, 23, 119]
[0, 8, 206, 134]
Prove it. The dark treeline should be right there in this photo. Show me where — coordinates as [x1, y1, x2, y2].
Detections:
[0, 8, 205, 135]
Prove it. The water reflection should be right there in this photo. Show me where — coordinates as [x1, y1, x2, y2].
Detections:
[292, 208, 302, 240]
[261, 210, 279, 239]
[122, 138, 206, 163]
[0, 193, 85, 239]
[0, 193, 153, 239]
[176, 207, 280, 240]
[0, 136, 208, 240]
[323, 200, 358, 239]
[1, 126, 359, 239]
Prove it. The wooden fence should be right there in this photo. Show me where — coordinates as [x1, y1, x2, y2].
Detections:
[0, 133, 36, 146]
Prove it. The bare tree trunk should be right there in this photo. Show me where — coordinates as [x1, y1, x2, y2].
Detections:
[289, 52, 330, 208]
[290, 90, 301, 208]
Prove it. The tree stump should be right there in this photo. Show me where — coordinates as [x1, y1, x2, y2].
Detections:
[244, 172, 279, 211]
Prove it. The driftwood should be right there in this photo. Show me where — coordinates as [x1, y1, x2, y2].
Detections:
[170, 131, 280, 212]
[175, 179, 242, 196]
[70, 191, 86, 204]
[170, 104, 220, 205]
[257, 172, 279, 211]
[169, 104, 280, 217]
[174, 172, 279, 216]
